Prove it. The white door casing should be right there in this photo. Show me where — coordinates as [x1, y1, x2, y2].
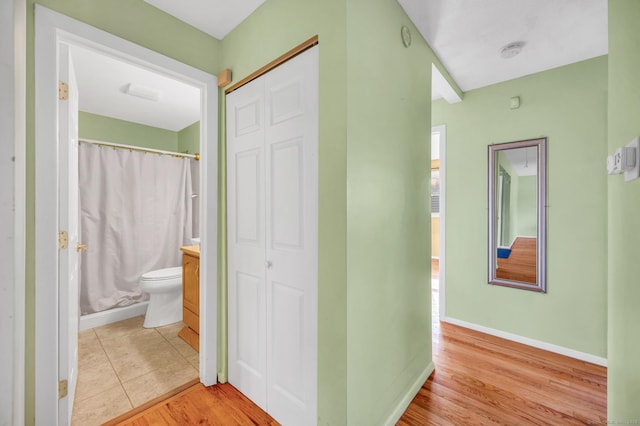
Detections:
[227, 46, 319, 426]
[57, 44, 80, 424]
[35, 7, 218, 423]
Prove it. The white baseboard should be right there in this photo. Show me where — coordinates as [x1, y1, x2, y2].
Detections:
[443, 316, 607, 367]
[79, 302, 149, 331]
[384, 361, 435, 426]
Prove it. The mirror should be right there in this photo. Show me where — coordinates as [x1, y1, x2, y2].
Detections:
[488, 137, 546, 292]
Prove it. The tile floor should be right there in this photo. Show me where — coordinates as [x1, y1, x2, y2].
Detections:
[72, 316, 199, 426]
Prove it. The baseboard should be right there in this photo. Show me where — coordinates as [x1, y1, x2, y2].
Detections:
[79, 302, 149, 331]
[443, 316, 607, 367]
[384, 361, 435, 426]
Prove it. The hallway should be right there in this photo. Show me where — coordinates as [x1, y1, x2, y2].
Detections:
[398, 260, 606, 424]
[110, 259, 607, 425]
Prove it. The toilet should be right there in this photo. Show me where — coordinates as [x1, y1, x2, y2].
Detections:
[139, 266, 182, 328]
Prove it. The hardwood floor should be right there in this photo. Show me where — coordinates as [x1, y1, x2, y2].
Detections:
[109, 281, 606, 425]
[496, 237, 537, 283]
[398, 289, 607, 425]
[107, 382, 278, 426]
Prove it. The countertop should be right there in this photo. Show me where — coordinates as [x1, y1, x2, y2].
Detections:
[180, 245, 200, 257]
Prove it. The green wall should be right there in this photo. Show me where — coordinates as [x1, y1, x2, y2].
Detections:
[607, 0, 640, 419]
[178, 121, 200, 154]
[25, 0, 460, 423]
[25, 2, 221, 424]
[517, 176, 537, 237]
[345, 0, 433, 423]
[221, 0, 348, 422]
[432, 56, 608, 358]
[79, 111, 179, 151]
[221, 0, 457, 423]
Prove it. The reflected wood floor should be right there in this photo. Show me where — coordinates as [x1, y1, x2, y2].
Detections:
[496, 237, 537, 283]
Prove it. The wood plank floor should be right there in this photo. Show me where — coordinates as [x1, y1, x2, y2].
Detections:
[107, 382, 278, 426]
[496, 237, 537, 283]
[398, 287, 606, 425]
[108, 285, 606, 425]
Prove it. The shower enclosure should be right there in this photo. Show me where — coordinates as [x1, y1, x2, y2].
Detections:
[78, 141, 198, 328]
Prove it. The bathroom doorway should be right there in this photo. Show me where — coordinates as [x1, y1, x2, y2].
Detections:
[34, 7, 218, 425]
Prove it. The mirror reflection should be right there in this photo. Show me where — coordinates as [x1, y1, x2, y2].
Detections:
[488, 138, 546, 292]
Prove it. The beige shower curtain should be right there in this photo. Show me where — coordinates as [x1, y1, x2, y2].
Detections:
[79, 143, 193, 314]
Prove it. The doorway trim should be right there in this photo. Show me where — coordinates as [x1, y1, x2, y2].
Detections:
[34, 6, 218, 422]
[0, 1, 26, 424]
[432, 125, 446, 320]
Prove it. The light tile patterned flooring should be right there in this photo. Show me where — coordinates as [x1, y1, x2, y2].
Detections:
[72, 316, 199, 425]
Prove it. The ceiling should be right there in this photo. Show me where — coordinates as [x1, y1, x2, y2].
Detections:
[144, 0, 267, 40]
[398, 0, 608, 93]
[70, 45, 201, 132]
[73, 0, 609, 131]
[142, 0, 607, 99]
[503, 146, 538, 177]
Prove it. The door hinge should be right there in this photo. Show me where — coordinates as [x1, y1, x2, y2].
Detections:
[58, 380, 68, 399]
[58, 81, 69, 100]
[58, 231, 68, 249]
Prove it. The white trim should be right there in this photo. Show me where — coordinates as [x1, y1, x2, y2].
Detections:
[78, 302, 149, 331]
[443, 316, 608, 367]
[35, 6, 218, 423]
[1, 0, 26, 424]
[432, 125, 446, 320]
[13, 1, 26, 422]
[384, 361, 435, 426]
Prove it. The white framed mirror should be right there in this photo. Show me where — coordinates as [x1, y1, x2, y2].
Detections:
[488, 137, 546, 292]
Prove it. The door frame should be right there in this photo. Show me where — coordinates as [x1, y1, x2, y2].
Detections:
[432, 125, 446, 320]
[34, 6, 218, 422]
[0, 0, 26, 424]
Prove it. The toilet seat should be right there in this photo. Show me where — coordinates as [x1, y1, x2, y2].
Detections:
[141, 266, 181, 282]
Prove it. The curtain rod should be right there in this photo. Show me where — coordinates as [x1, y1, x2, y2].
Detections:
[79, 138, 200, 161]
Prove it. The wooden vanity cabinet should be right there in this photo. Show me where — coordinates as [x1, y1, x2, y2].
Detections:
[179, 246, 200, 351]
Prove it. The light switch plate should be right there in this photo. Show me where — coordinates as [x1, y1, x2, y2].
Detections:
[624, 137, 640, 182]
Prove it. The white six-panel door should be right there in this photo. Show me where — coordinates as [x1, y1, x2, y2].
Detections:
[58, 43, 80, 425]
[227, 46, 318, 426]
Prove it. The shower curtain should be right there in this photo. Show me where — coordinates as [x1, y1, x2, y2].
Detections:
[79, 143, 193, 314]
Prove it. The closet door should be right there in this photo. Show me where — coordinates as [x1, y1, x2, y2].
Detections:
[264, 47, 318, 426]
[227, 76, 268, 409]
[227, 46, 318, 426]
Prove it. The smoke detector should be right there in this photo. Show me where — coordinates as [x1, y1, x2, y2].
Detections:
[500, 41, 525, 59]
